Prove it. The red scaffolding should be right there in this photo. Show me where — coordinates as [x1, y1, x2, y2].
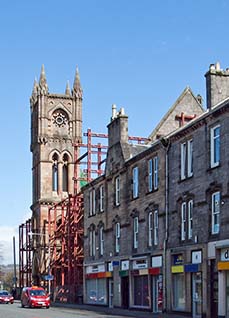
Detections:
[19, 128, 149, 302]
[19, 219, 32, 289]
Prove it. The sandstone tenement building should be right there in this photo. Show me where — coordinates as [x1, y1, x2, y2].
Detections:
[83, 62, 229, 318]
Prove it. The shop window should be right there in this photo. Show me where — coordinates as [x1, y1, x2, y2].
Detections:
[212, 191, 220, 234]
[173, 273, 185, 310]
[86, 278, 107, 305]
[181, 139, 193, 180]
[210, 125, 220, 168]
[133, 275, 149, 307]
[148, 156, 158, 192]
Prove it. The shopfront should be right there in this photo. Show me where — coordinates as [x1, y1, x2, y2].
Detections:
[85, 263, 112, 305]
[119, 260, 130, 309]
[131, 258, 150, 309]
[218, 247, 229, 318]
[150, 255, 163, 313]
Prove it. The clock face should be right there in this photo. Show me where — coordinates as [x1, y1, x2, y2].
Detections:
[52, 110, 68, 127]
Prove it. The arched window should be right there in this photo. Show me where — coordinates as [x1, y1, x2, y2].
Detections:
[62, 154, 69, 192]
[52, 153, 59, 192]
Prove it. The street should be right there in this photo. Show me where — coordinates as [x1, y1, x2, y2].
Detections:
[0, 302, 136, 318]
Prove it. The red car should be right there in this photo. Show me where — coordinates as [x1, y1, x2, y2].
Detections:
[0, 290, 14, 304]
[21, 286, 50, 308]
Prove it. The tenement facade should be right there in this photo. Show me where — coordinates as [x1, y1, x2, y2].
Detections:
[83, 62, 229, 318]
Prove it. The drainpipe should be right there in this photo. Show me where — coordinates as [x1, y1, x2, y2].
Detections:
[161, 137, 170, 313]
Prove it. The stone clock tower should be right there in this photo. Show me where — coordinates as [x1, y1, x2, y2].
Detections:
[30, 65, 82, 282]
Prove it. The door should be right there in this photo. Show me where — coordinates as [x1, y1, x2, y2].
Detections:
[121, 276, 129, 309]
[152, 275, 163, 313]
[108, 279, 113, 308]
[226, 272, 229, 317]
[192, 272, 202, 318]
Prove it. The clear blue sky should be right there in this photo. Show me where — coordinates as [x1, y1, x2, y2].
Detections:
[0, 0, 229, 263]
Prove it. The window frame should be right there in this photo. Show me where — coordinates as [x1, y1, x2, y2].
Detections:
[89, 189, 96, 216]
[188, 200, 193, 239]
[154, 210, 158, 245]
[99, 226, 104, 256]
[181, 202, 186, 241]
[181, 139, 193, 180]
[133, 216, 139, 249]
[99, 185, 104, 212]
[115, 222, 120, 253]
[210, 125, 220, 168]
[115, 176, 120, 206]
[148, 212, 153, 247]
[132, 167, 139, 199]
[89, 228, 96, 257]
[211, 191, 220, 234]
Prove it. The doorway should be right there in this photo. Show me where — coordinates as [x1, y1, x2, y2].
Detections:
[108, 279, 113, 308]
[192, 272, 202, 318]
[121, 276, 129, 308]
[152, 274, 163, 312]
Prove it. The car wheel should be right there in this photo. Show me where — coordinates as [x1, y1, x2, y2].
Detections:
[46, 306, 49, 309]
[21, 303, 24, 308]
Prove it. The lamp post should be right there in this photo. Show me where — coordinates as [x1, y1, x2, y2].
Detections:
[28, 231, 51, 294]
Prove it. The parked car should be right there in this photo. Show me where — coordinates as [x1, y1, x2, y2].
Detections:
[21, 286, 50, 308]
[0, 290, 14, 304]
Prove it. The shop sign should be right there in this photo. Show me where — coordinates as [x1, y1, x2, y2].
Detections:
[86, 264, 105, 274]
[184, 264, 199, 272]
[121, 260, 129, 271]
[192, 250, 202, 264]
[112, 260, 120, 267]
[133, 259, 148, 269]
[108, 262, 113, 272]
[171, 265, 184, 273]
[221, 248, 229, 261]
[152, 255, 162, 268]
[173, 254, 183, 265]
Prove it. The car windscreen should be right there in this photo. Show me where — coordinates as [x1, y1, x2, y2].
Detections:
[29, 289, 46, 296]
[0, 291, 9, 296]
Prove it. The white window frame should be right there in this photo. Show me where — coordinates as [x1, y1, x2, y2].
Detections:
[89, 228, 96, 257]
[99, 226, 104, 256]
[133, 216, 139, 249]
[154, 210, 158, 245]
[99, 185, 104, 212]
[212, 191, 220, 234]
[148, 212, 153, 247]
[133, 167, 139, 198]
[89, 189, 96, 216]
[181, 202, 186, 241]
[115, 176, 120, 206]
[181, 139, 193, 180]
[115, 223, 120, 253]
[210, 125, 220, 168]
[148, 157, 159, 192]
[188, 200, 193, 239]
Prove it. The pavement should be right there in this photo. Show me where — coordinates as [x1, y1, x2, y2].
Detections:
[52, 302, 191, 318]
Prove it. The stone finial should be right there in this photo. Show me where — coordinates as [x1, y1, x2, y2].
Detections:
[39, 64, 48, 95]
[111, 104, 117, 120]
[215, 61, 221, 71]
[65, 80, 71, 95]
[73, 66, 83, 98]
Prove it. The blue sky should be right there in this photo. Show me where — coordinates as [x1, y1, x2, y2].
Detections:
[0, 0, 229, 263]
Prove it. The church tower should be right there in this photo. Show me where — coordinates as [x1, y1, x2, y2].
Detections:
[30, 65, 82, 282]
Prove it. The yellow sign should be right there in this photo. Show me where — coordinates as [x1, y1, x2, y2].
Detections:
[171, 265, 184, 273]
[218, 262, 229, 271]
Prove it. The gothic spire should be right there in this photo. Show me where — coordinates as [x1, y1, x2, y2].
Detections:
[65, 80, 71, 95]
[72, 67, 83, 98]
[39, 64, 48, 95]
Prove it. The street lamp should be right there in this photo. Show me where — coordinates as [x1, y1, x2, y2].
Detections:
[28, 231, 51, 294]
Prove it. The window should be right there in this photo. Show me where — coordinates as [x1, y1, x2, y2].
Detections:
[89, 228, 96, 257]
[210, 125, 220, 168]
[173, 274, 185, 310]
[62, 154, 69, 192]
[115, 223, 120, 253]
[148, 212, 153, 247]
[99, 226, 104, 256]
[89, 189, 96, 216]
[188, 200, 193, 239]
[133, 217, 139, 249]
[133, 167, 139, 198]
[115, 176, 120, 206]
[99, 185, 104, 212]
[86, 278, 106, 305]
[212, 191, 220, 234]
[148, 157, 159, 192]
[52, 153, 59, 191]
[154, 210, 158, 245]
[181, 200, 193, 241]
[181, 139, 193, 180]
